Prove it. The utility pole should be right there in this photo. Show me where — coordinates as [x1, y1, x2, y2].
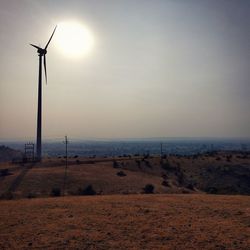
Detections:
[63, 136, 69, 196]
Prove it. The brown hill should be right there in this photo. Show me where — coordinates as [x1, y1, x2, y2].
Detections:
[0, 151, 250, 199]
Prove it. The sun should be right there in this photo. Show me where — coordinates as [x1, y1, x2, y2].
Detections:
[55, 21, 94, 58]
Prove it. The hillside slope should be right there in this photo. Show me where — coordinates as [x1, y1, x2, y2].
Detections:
[0, 151, 249, 198]
[0, 145, 22, 162]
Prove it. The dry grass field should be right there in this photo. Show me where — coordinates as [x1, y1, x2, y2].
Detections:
[0, 151, 250, 198]
[0, 194, 249, 249]
[0, 152, 249, 249]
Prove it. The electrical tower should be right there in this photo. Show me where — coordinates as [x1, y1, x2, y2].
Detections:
[24, 142, 35, 162]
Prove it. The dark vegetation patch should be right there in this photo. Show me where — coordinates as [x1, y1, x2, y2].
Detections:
[26, 192, 37, 199]
[194, 164, 250, 195]
[0, 169, 11, 177]
[113, 160, 119, 168]
[143, 184, 154, 194]
[161, 180, 169, 187]
[0, 191, 14, 200]
[116, 171, 126, 177]
[50, 187, 61, 197]
[77, 185, 96, 196]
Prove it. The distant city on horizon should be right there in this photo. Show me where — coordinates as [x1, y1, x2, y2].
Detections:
[2, 138, 250, 158]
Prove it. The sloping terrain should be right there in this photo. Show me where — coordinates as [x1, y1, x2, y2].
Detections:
[0, 151, 249, 198]
[0, 194, 249, 249]
[0, 145, 23, 162]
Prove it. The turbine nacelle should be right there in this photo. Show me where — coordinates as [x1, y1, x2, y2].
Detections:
[38, 48, 47, 55]
[30, 45, 47, 55]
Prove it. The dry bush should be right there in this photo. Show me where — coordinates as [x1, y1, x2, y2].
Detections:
[50, 187, 61, 197]
[77, 185, 96, 196]
[113, 160, 119, 168]
[0, 169, 10, 177]
[117, 171, 126, 177]
[162, 180, 169, 187]
[0, 191, 13, 200]
[143, 184, 154, 194]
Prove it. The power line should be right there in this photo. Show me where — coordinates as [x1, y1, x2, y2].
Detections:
[62, 135, 69, 196]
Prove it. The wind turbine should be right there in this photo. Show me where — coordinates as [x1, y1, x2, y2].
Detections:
[30, 26, 57, 161]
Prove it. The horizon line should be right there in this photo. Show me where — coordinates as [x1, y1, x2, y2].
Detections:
[1, 136, 250, 143]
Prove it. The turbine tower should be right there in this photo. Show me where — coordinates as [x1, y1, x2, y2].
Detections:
[30, 26, 57, 161]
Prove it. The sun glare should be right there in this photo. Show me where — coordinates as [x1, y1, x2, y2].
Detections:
[55, 21, 94, 58]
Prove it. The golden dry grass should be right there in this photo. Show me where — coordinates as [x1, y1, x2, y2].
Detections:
[0, 158, 189, 198]
[1, 152, 249, 198]
[0, 194, 249, 249]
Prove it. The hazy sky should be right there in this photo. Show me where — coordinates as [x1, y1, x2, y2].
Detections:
[0, 0, 249, 140]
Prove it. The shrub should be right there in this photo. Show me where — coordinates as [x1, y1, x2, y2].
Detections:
[117, 171, 126, 177]
[161, 154, 167, 159]
[143, 184, 154, 194]
[186, 183, 194, 190]
[161, 180, 169, 187]
[135, 160, 141, 167]
[22, 156, 28, 163]
[161, 173, 167, 179]
[161, 160, 171, 170]
[0, 191, 13, 200]
[145, 160, 152, 168]
[78, 185, 96, 196]
[176, 170, 184, 185]
[113, 160, 119, 168]
[226, 154, 232, 162]
[51, 187, 61, 197]
[27, 193, 36, 199]
[206, 187, 218, 194]
[0, 169, 9, 177]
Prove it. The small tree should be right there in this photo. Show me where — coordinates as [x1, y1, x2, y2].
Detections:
[161, 180, 169, 187]
[78, 185, 96, 195]
[161, 160, 171, 170]
[143, 184, 154, 194]
[51, 187, 61, 197]
[0, 169, 9, 177]
[1, 191, 13, 200]
[117, 171, 126, 177]
[135, 160, 141, 167]
[113, 160, 119, 168]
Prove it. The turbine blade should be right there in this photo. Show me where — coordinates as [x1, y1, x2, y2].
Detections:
[45, 25, 57, 49]
[44, 55, 47, 84]
[30, 44, 42, 50]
